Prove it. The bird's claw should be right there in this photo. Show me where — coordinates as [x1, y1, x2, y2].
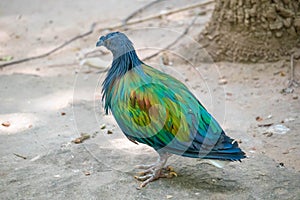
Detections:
[134, 165, 177, 189]
[162, 171, 178, 178]
[160, 165, 178, 178]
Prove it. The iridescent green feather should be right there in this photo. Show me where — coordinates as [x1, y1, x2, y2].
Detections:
[109, 63, 222, 154]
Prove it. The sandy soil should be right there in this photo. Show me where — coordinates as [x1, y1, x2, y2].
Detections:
[1, 0, 300, 199]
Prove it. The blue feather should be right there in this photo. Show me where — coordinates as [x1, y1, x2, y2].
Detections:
[98, 32, 246, 162]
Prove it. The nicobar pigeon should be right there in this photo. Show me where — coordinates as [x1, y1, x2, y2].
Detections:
[96, 32, 246, 188]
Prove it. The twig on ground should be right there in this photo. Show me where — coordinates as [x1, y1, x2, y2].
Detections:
[258, 123, 274, 127]
[13, 153, 27, 160]
[96, 68, 109, 74]
[143, 15, 199, 61]
[0, 23, 97, 69]
[122, 0, 163, 26]
[0, 1, 213, 69]
[99, 1, 214, 31]
[83, 49, 109, 58]
[72, 133, 91, 144]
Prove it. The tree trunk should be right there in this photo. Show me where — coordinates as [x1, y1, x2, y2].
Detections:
[198, 0, 300, 62]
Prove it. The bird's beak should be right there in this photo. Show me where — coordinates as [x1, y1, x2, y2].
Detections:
[96, 36, 105, 47]
[96, 39, 104, 47]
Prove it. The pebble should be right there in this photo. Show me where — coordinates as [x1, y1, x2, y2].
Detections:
[278, 162, 285, 168]
[84, 171, 91, 176]
[292, 95, 298, 100]
[267, 114, 273, 119]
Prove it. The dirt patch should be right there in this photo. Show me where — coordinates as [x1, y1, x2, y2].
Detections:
[195, 0, 300, 62]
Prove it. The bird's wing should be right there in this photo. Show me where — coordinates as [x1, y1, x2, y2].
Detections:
[110, 64, 224, 155]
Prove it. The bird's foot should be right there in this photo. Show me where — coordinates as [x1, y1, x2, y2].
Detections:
[134, 165, 177, 189]
[134, 153, 176, 189]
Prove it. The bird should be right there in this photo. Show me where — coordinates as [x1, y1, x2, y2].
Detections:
[96, 32, 246, 188]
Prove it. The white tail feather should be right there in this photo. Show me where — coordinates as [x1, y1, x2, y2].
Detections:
[207, 160, 229, 168]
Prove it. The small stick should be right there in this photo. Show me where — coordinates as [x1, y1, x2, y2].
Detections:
[13, 153, 27, 159]
[257, 123, 273, 127]
[143, 15, 199, 61]
[122, 0, 163, 26]
[0, 1, 214, 69]
[96, 68, 109, 73]
[98, 1, 214, 31]
[72, 133, 91, 144]
[290, 54, 294, 82]
[0, 23, 97, 69]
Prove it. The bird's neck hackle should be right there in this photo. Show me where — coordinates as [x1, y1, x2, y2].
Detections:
[111, 50, 142, 76]
[102, 48, 143, 114]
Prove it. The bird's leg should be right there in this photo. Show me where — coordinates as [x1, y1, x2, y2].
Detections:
[134, 152, 176, 189]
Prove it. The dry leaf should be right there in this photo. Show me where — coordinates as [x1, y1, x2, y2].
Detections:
[72, 133, 90, 144]
[2, 121, 11, 127]
[280, 71, 285, 76]
[100, 124, 106, 129]
[0, 55, 13, 61]
[162, 52, 169, 65]
[255, 116, 263, 121]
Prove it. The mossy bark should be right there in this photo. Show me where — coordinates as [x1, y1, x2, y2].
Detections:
[198, 0, 300, 62]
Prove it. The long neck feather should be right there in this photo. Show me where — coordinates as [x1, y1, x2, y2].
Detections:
[102, 50, 143, 114]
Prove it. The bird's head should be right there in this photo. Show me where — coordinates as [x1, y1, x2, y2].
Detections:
[96, 32, 135, 58]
